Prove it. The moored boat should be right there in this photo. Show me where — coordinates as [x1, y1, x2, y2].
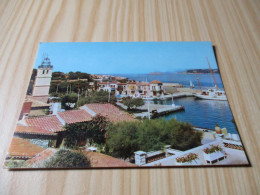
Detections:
[194, 87, 227, 101]
[194, 58, 227, 101]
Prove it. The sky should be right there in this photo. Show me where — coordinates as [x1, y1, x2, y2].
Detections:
[34, 42, 218, 74]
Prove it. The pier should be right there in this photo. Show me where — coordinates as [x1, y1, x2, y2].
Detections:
[160, 92, 194, 100]
[116, 102, 185, 119]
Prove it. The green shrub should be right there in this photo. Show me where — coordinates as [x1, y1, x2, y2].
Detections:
[43, 149, 90, 168]
[105, 118, 202, 159]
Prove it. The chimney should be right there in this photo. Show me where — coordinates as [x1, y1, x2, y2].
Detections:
[18, 113, 29, 126]
[164, 145, 171, 157]
[134, 151, 147, 166]
[51, 102, 61, 115]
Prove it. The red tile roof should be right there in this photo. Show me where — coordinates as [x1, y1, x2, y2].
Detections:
[58, 110, 92, 124]
[136, 82, 150, 86]
[26, 148, 57, 166]
[8, 138, 44, 159]
[25, 115, 63, 132]
[83, 151, 137, 167]
[150, 80, 162, 84]
[15, 125, 56, 135]
[98, 81, 117, 85]
[127, 82, 136, 84]
[117, 83, 127, 85]
[85, 103, 135, 123]
[98, 82, 109, 85]
[150, 80, 163, 84]
[26, 95, 50, 106]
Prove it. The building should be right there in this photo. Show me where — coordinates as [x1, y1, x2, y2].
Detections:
[6, 137, 45, 161]
[32, 56, 53, 103]
[98, 80, 165, 98]
[15, 103, 135, 148]
[14, 125, 57, 148]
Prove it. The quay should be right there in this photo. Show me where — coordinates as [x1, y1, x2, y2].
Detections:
[116, 102, 185, 119]
[161, 92, 194, 100]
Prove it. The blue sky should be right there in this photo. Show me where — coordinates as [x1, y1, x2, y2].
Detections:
[34, 42, 218, 74]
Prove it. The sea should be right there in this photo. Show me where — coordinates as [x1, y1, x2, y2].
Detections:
[113, 73, 238, 134]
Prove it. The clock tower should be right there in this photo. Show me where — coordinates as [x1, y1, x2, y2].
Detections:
[32, 56, 53, 103]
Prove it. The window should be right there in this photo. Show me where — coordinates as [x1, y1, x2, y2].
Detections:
[46, 70, 49, 74]
[42, 70, 45, 74]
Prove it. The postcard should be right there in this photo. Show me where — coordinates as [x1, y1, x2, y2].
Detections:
[5, 42, 249, 169]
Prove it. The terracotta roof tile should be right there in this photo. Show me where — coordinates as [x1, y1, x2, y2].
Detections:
[58, 110, 92, 124]
[136, 82, 150, 86]
[83, 151, 137, 167]
[25, 95, 50, 107]
[15, 125, 56, 135]
[85, 103, 135, 123]
[8, 138, 44, 159]
[26, 148, 57, 166]
[150, 80, 163, 84]
[25, 115, 63, 132]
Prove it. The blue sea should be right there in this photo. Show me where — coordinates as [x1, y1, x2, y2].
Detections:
[114, 73, 238, 134]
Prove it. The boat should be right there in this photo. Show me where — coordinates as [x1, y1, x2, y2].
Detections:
[194, 58, 227, 101]
[190, 80, 194, 88]
[194, 87, 227, 101]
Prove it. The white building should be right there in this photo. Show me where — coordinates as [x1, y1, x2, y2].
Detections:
[32, 57, 53, 103]
[98, 80, 165, 98]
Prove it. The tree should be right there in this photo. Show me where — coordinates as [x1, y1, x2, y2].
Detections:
[63, 122, 88, 149]
[105, 118, 203, 159]
[105, 121, 140, 159]
[63, 115, 110, 149]
[67, 71, 93, 81]
[42, 149, 90, 168]
[61, 93, 78, 110]
[77, 90, 117, 107]
[85, 115, 109, 145]
[170, 122, 202, 151]
[121, 97, 144, 110]
[52, 72, 66, 80]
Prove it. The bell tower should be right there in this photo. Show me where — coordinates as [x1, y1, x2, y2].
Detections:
[32, 55, 53, 103]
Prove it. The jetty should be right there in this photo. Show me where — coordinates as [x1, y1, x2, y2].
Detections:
[116, 102, 185, 119]
[160, 92, 194, 100]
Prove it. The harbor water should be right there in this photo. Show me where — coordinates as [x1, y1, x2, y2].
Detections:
[116, 73, 238, 134]
[154, 97, 238, 134]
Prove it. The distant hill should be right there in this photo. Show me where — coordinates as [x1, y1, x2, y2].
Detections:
[149, 72, 163, 75]
[185, 69, 219, 74]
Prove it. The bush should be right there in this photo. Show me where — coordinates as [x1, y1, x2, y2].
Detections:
[105, 118, 202, 159]
[61, 93, 78, 110]
[63, 115, 109, 148]
[43, 149, 90, 168]
[77, 90, 116, 106]
[121, 97, 144, 110]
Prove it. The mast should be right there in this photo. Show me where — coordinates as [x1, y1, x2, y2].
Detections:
[195, 72, 202, 91]
[207, 57, 218, 88]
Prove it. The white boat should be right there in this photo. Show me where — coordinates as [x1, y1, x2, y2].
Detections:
[194, 58, 227, 101]
[194, 87, 227, 101]
[190, 80, 194, 88]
